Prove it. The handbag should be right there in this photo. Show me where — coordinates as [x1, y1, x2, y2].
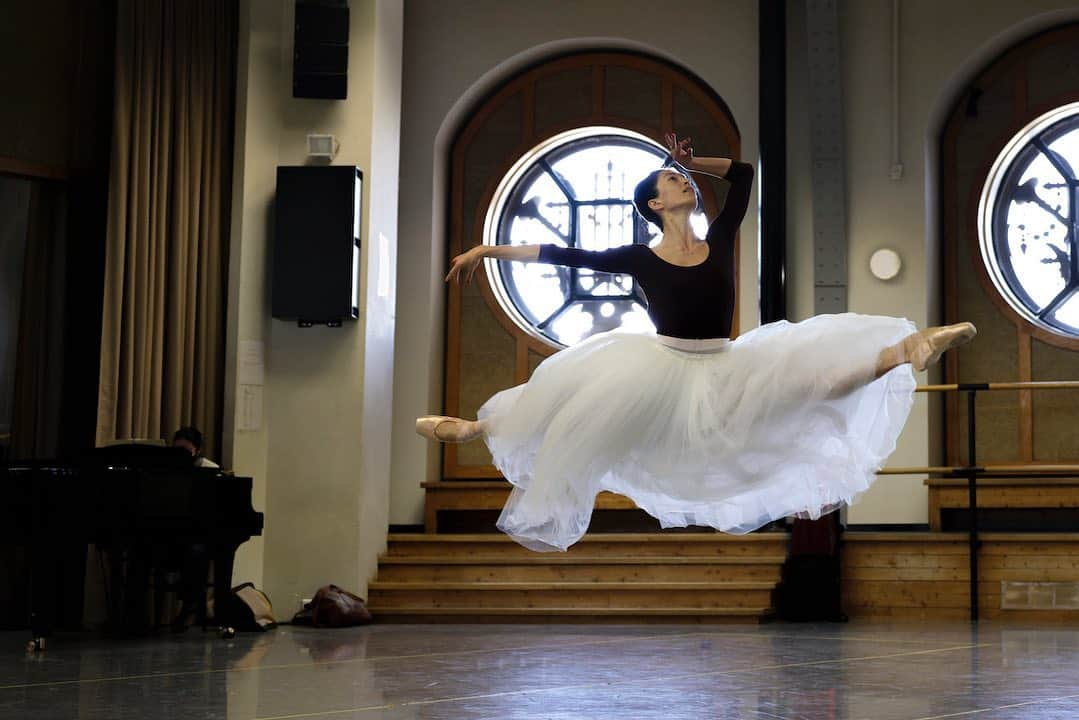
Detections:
[309, 584, 373, 627]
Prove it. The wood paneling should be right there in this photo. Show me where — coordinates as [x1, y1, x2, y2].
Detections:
[842, 532, 1079, 621]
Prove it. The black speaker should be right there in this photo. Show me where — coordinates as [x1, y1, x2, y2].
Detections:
[293, 2, 349, 99]
[273, 166, 362, 325]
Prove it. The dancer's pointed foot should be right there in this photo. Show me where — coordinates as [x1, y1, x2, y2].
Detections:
[907, 322, 977, 371]
[415, 415, 482, 443]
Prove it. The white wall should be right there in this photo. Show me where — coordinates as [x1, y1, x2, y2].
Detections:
[786, 0, 1079, 524]
[390, 0, 760, 526]
[224, 0, 402, 606]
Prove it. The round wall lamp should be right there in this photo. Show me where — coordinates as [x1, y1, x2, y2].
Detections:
[869, 248, 902, 281]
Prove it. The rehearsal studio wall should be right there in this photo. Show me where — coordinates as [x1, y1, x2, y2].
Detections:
[786, 0, 1079, 523]
[217, 0, 1079, 604]
[389, 0, 760, 527]
[391, 0, 1079, 529]
[225, 0, 402, 605]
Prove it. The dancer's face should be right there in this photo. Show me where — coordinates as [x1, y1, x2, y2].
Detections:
[648, 170, 696, 216]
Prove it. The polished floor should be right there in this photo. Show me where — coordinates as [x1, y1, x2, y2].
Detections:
[3, 622, 1079, 719]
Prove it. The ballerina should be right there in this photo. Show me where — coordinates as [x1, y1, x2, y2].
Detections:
[418, 132, 976, 551]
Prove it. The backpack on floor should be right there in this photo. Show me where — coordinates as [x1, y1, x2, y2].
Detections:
[226, 582, 277, 631]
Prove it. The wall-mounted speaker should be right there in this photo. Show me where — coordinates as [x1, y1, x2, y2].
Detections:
[293, 1, 349, 99]
[273, 166, 362, 326]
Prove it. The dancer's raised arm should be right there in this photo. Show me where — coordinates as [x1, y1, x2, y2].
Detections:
[664, 132, 736, 178]
[664, 132, 752, 237]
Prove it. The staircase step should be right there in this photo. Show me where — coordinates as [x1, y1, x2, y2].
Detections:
[368, 606, 770, 624]
[385, 533, 789, 558]
[378, 555, 788, 564]
[367, 586, 774, 610]
[387, 533, 789, 542]
[375, 557, 784, 583]
[370, 581, 776, 591]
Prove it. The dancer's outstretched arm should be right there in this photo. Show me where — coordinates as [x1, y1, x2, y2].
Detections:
[445, 245, 540, 283]
[447, 243, 641, 284]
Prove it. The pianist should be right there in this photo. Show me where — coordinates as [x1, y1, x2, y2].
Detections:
[172, 426, 220, 469]
[169, 425, 216, 630]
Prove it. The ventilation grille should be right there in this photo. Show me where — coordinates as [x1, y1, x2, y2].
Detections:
[1001, 581, 1079, 610]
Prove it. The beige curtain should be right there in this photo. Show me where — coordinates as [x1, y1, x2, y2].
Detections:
[96, 0, 236, 460]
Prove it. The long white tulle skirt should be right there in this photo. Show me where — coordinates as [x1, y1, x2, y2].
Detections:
[478, 313, 918, 551]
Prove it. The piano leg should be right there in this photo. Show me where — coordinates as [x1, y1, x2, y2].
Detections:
[212, 542, 239, 636]
[27, 538, 57, 652]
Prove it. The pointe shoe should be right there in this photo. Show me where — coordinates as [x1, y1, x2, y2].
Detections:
[909, 322, 977, 371]
[415, 415, 475, 443]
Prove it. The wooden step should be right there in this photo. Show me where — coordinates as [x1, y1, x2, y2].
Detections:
[370, 581, 776, 591]
[375, 556, 785, 583]
[367, 583, 774, 610]
[367, 606, 770, 624]
[385, 533, 789, 559]
[373, 533, 785, 621]
[379, 555, 789, 564]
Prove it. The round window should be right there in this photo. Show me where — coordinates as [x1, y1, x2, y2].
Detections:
[482, 127, 707, 348]
[978, 103, 1079, 337]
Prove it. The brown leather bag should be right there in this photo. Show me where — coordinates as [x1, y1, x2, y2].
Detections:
[310, 584, 373, 627]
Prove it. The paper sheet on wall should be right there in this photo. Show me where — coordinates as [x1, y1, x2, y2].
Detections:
[238, 384, 263, 431]
[239, 340, 265, 386]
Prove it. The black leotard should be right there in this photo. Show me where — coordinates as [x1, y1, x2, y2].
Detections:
[537, 161, 754, 339]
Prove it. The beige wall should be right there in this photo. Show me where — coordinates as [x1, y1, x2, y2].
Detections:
[390, 0, 760, 526]
[225, 0, 402, 606]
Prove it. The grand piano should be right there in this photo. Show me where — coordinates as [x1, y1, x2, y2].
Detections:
[3, 444, 263, 650]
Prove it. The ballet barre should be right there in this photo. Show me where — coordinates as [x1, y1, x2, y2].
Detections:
[875, 379, 1079, 621]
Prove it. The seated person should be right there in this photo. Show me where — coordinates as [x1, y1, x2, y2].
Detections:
[172, 426, 220, 468]
[168, 425, 217, 630]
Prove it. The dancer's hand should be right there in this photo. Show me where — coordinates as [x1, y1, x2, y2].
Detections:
[665, 132, 694, 168]
[446, 246, 486, 284]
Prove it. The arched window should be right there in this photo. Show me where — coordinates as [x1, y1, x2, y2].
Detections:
[942, 23, 1079, 467]
[445, 51, 739, 475]
[485, 127, 708, 347]
[979, 103, 1079, 338]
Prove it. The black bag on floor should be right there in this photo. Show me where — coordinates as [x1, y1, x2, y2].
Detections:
[219, 582, 276, 632]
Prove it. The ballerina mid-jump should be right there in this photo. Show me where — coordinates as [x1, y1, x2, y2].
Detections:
[418, 133, 975, 551]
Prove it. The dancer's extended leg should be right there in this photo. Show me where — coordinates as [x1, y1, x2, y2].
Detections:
[825, 322, 977, 400]
[415, 416, 487, 443]
[875, 322, 977, 377]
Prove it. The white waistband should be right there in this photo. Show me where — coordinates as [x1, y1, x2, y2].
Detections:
[655, 334, 731, 353]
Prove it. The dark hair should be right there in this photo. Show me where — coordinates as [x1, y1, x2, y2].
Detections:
[173, 426, 204, 451]
[633, 169, 665, 230]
